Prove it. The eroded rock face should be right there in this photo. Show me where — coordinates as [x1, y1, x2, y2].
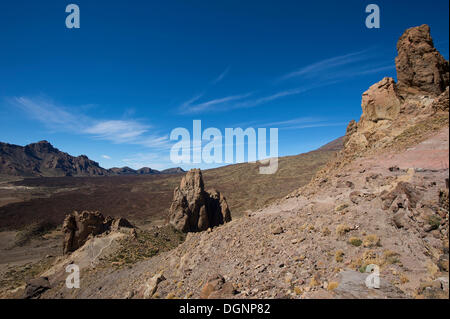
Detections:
[395, 24, 449, 97]
[23, 277, 51, 299]
[341, 25, 449, 156]
[62, 211, 133, 254]
[168, 169, 231, 232]
[381, 181, 421, 212]
[361, 77, 402, 123]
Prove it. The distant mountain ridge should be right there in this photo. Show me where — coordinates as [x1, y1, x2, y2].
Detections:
[0, 140, 184, 177]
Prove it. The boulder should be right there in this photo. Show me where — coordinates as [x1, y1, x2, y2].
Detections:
[200, 275, 237, 299]
[23, 277, 51, 299]
[168, 169, 232, 232]
[143, 273, 165, 298]
[361, 77, 402, 123]
[62, 211, 133, 254]
[332, 270, 405, 299]
[395, 24, 449, 97]
[381, 182, 421, 212]
[343, 120, 357, 146]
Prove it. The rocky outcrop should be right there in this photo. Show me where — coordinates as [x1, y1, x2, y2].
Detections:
[136, 167, 160, 175]
[395, 24, 449, 97]
[0, 139, 184, 177]
[200, 275, 237, 299]
[23, 277, 51, 299]
[62, 211, 134, 254]
[360, 77, 402, 123]
[381, 181, 421, 212]
[143, 273, 166, 299]
[161, 167, 185, 174]
[0, 140, 108, 177]
[342, 25, 449, 155]
[168, 169, 231, 232]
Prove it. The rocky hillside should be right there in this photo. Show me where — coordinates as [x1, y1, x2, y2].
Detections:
[1, 25, 448, 300]
[0, 140, 184, 177]
[107, 166, 184, 175]
[0, 140, 108, 177]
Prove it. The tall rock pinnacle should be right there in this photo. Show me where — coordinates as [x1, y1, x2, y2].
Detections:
[395, 24, 449, 97]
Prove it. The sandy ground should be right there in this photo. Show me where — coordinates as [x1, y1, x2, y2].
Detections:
[362, 128, 449, 171]
[0, 230, 62, 275]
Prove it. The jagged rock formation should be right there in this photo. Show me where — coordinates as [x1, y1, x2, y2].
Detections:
[62, 211, 134, 254]
[0, 140, 108, 177]
[160, 167, 185, 174]
[340, 25, 449, 159]
[361, 77, 402, 123]
[107, 166, 139, 175]
[22, 277, 51, 299]
[0, 140, 184, 177]
[136, 167, 161, 175]
[396, 24, 449, 97]
[168, 169, 231, 232]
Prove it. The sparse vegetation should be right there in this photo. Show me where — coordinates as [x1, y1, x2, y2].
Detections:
[427, 215, 441, 230]
[327, 282, 339, 291]
[387, 113, 449, 151]
[335, 250, 345, 262]
[400, 273, 410, 284]
[321, 227, 331, 236]
[335, 203, 349, 212]
[15, 221, 56, 246]
[106, 226, 185, 267]
[383, 250, 400, 265]
[166, 292, 176, 299]
[0, 256, 56, 292]
[363, 234, 381, 248]
[309, 275, 321, 287]
[348, 237, 362, 247]
[336, 224, 351, 236]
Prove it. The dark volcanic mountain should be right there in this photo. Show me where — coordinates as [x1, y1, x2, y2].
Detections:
[136, 167, 161, 175]
[161, 167, 185, 174]
[0, 140, 184, 177]
[108, 166, 140, 175]
[107, 166, 184, 175]
[0, 140, 108, 177]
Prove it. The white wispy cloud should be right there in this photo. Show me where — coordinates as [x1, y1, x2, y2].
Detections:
[12, 96, 86, 131]
[121, 152, 171, 170]
[85, 120, 150, 143]
[280, 122, 348, 130]
[212, 66, 230, 84]
[232, 116, 346, 131]
[279, 50, 372, 81]
[180, 92, 253, 114]
[178, 49, 393, 115]
[9, 96, 171, 150]
[101, 155, 111, 159]
[256, 116, 321, 127]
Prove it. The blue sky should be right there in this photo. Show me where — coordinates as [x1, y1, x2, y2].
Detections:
[0, 0, 448, 170]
